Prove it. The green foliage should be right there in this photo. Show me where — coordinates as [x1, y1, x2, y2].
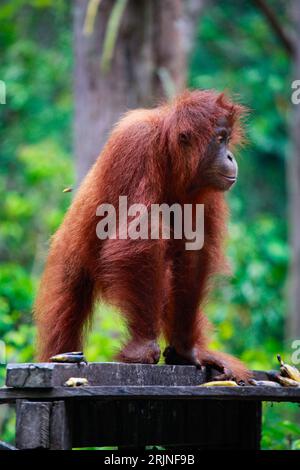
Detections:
[262, 403, 300, 450]
[208, 213, 287, 367]
[0, 2, 73, 380]
[86, 305, 126, 362]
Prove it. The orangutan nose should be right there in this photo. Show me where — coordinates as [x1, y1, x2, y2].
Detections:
[225, 151, 238, 177]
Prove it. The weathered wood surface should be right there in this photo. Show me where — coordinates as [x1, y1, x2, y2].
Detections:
[70, 399, 262, 449]
[3, 363, 295, 450]
[16, 400, 51, 449]
[12, 398, 262, 450]
[2, 362, 300, 406]
[15, 400, 72, 450]
[6, 362, 208, 388]
[49, 401, 72, 450]
[5, 362, 271, 388]
[1, 385, 300, 404]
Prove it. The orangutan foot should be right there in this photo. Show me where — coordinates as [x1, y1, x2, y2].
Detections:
[163, 345, 202, 368]
[117, 339, 161, 364]
[164, 346, 250, 382]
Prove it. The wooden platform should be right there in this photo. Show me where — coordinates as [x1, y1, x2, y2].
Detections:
[1, 362, 300, 450]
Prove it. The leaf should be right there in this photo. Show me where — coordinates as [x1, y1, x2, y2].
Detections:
[83, 0, 102, 36]
[101, 0, 128, 73]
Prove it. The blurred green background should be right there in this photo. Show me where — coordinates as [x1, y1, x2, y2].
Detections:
[0, 0, 300, 450]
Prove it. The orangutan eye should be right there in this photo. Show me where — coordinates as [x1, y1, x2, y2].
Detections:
[179, 131, 191, 145]
[216, 129, 229, 144]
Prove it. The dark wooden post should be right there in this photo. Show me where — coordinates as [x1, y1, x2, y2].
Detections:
[49, 401, 72, 450]
[69, 398, 262, 450]
[16, 400, 51, 449]
[16, 400, 71, 450]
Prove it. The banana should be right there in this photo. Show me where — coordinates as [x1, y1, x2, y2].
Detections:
[277, 375, 300, 387]
[50, 351, 87, 364]
[277, 355, 300, 382]
[249, 379, 281, 388]
[200, 380, 238, 387]
[64, 377, 89, 387]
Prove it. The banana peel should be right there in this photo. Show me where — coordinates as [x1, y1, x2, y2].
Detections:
[249, 379, 281, 388]
[200, 380, 238, 387]
[64, 377, 89, 387]
[277, 375, 300, 387]
[50, 351, 87, 364]
[277, 355, 300, 382]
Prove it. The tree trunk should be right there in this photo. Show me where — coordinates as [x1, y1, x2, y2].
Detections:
[288, 1, 300, 339]
[73, 0, 205, 182]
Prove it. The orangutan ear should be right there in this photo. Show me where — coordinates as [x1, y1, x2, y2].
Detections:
[216, 92, 225, 107]
[178, 131, 192, 146]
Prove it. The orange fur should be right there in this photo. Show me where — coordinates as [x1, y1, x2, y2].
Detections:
[35, 89, 248, 379]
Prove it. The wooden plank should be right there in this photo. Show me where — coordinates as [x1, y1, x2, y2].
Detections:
[6, 362, 208, 388]
[49, 401, 72, 450]
[1, 385, 300, 403]
[70, 399, 262, 449]
[16, 400, 51, 449]
[16, 400, 72, 450]
[6, 362, 274, 389]
[7, 363, 55, 388]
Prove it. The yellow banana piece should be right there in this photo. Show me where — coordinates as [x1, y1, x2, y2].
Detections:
[50, 351, 87, 364]
[277, 355, 300, 382]
[277, 375, 300, 387]
[200, 380, 238, 387]
[64, 377, 89, 387]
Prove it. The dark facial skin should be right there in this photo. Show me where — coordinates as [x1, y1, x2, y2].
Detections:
[189, 117, 238, 194]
